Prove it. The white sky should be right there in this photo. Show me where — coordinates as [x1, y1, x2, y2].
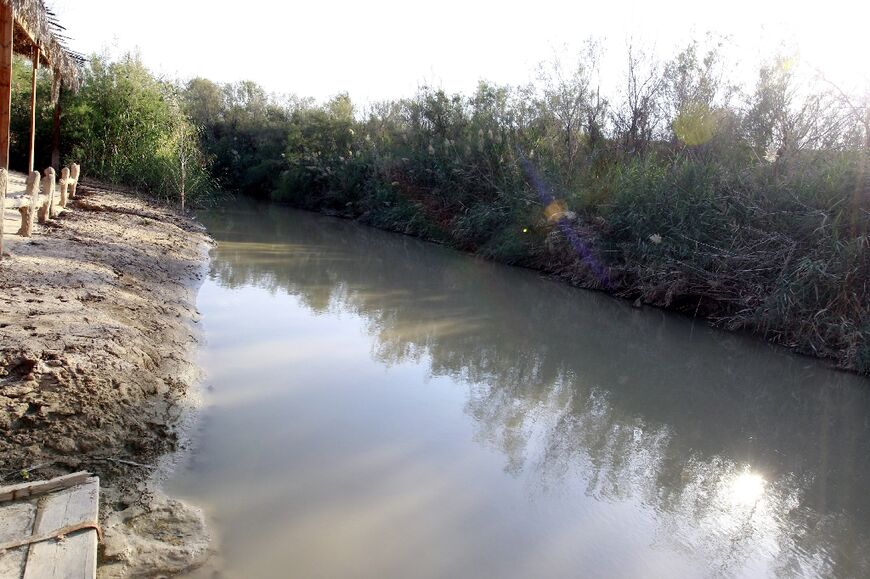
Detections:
[49, 0, 870, 103]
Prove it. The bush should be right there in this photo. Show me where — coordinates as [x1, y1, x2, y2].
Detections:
[10, 52, 217, 207]
[177, 43, 870, 373]
[25, 42, 869, 373]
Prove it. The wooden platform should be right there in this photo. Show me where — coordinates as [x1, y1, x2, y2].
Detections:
[0, 473, 100, 579]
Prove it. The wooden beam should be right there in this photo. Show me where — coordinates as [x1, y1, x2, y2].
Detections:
[28, 45, 40, 174]
[0, 1, 13, 171]
[14, 20, 40, 59]
[0, 472, 92, 503]
[23, 476, 100, 579]
[51, 80, 61, 170]
[11, 13, 53, 68]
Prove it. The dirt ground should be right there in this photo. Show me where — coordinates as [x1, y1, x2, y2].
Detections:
[0, 180, 213, 577]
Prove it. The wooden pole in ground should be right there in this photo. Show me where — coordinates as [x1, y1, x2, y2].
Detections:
[0, 168, 6, 257]
[70, 163, 80, 198]
[18, 171, 40, 236]
[0, 1, 12, 172]
[0, 2, 12, 259]
[28, 45, 40, 174]
[44, 166, 56, 218]
[59, 166, 69, 205]
[51, 77, 61, 171]
[37, 181, 48, 223]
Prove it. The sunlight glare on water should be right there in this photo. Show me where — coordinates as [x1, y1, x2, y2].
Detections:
[730, 471, 766, 506]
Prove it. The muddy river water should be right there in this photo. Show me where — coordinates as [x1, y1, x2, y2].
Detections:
[168, 202, 870, 578]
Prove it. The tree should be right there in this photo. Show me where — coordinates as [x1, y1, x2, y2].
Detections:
[613, 44, 665, 153]
[664, 39, 730, 147]
[55, 52, 212, 204]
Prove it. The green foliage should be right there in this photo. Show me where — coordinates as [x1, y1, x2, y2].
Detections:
[9, 56, 54, 170]
[10, 52, 216, 206]
[182, 77, 298, 199]
[131, 42, 870, 373]
[63, 53, 215, 204]
[8, 43, 864, 374]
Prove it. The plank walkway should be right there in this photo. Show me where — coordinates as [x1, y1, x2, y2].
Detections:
[0, 473, 100, 579]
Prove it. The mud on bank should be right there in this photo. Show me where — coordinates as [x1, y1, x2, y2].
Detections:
[0, 184, 212, 576]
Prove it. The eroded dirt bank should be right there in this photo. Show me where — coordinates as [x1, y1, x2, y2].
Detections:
[0, 183, 213, 576]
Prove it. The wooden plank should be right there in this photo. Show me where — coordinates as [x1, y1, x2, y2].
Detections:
[0, 473, 91, 504]
[0, 1, 13, 170]
[5, 194, 34, 209]
[3, 194, 62, 212]
[23, 477, 99, 579]
[0, 501, 36, 578]
[28, 45, 40, 174]
[4, 194, 23, 209]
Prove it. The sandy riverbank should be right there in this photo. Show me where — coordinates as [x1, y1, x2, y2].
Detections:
[0, 182, 213, 576]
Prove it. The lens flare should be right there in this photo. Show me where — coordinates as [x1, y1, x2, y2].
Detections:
[519, 153, 613, 290]
[673, 103, 720, 146]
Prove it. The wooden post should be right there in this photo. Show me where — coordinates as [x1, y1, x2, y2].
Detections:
[44, 166, 57, 218]
[0, 1, 13, 171]
[51, 78, 61, 171]
[0, 168, 6, 258]
[34, 171, 51, 223]
[17, 171, 40, 236]
[0, 4, 9, 259]
[28, 46, 40, 174]
[59, 166, 70, 206]
[70, 163, 80, 198]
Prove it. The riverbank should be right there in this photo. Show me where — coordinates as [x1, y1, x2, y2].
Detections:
[295, 190, 870, 378]
[255, 85, 869, 377]
[0, 183, 212, 576]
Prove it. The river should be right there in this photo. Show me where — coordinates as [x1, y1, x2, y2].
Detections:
[168, 201, 870, 578]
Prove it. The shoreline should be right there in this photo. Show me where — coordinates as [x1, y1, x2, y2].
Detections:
[0, 183, 213, 576]
[299, 202, 869, 378]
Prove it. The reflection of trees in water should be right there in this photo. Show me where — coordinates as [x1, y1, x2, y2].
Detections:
[203, 204, 870, 577]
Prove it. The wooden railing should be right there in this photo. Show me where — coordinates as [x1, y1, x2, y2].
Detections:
[0, 163, 81, 257]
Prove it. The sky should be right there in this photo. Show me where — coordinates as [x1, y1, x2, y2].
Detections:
[48, 0, 870, 104]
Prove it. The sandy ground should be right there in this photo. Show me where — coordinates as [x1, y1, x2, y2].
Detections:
[0, 178, 213, 577]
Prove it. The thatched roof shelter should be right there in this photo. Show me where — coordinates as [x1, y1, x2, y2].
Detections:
[9, 0, 82, 93]
[0, 0, 82, 257]
[0, 0, 83, 174]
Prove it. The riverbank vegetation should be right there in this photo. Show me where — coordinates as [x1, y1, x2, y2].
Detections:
[185, 42, 869, 374]
[12, 52, 214, 208]
[14, 41, 869, 374]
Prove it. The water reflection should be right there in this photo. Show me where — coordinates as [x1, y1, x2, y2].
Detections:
[185, 202, 870, 578]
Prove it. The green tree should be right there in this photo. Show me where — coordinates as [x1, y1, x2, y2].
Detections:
[58, 51, 212, 205]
